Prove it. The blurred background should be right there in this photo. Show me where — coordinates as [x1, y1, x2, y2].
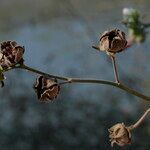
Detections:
[0, 0, 149, 149]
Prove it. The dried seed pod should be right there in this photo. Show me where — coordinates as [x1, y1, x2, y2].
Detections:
[0, 41, 24, 69]
[108, 123, 131, 147]
[93, 29, 127, 55]
[34, 76, 60, 102]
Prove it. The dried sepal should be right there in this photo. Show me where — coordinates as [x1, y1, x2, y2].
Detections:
[0, 73, 5, 87]
[108, 123, 131, 147]
[93, 29, 127, 56]
[0, 41, 25, 69]
[0, 65, 5, 87]
[33, 76, 60, 102]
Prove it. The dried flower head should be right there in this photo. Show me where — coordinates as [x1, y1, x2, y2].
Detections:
[108, 123, 131, 147]
[93, 29, 127, 56]
[34, 76, 60, 102]
[0, 41, 24, 69]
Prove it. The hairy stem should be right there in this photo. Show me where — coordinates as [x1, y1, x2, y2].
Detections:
[11, 64, 150, 102]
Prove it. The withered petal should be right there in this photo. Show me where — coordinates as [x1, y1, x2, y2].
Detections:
[108, 123, 132, 147]
[99, 29, 127, 54]
[0, 41, 24, 69]
[33, 76, 60, 102]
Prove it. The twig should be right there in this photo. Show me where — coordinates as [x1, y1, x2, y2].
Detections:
[110, 56, 120, 83]
[9, 64, 150, 102]
[129, 108, 150, 130]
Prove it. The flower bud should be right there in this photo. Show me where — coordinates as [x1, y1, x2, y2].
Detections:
[0, 41, 24, 69]
[99, 29, 127, 55]
[33, 76, 60, 102]
[108, 123, 131, 147]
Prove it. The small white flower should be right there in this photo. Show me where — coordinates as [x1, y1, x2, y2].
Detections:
[122, 8, 134, 16]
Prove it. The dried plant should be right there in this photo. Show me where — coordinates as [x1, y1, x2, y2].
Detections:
[109, 108, 150, 147]
[92, 29, 128, 83]
[34, 76, 60, 102]
[0, 8, 149, 148]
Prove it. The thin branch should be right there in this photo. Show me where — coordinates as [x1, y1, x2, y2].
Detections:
[110, 56, 120, 83]
[129, 108, 150, 130]
[9, 64, 150, 102]
[19, 64, 71, 80]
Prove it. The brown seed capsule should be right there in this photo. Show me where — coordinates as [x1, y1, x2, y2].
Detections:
[95, 29, 127, 55]
[108, 123, 131, 147]
[34, 76, 60, 102]
[0, 41, 24, 69]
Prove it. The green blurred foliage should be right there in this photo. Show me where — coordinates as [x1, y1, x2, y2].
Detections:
[122, 8, 149, 43]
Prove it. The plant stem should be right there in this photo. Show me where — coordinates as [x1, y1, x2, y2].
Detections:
[110, 56, 120, 83]
[20, 64, 69, 80]
[11, 64, 150, 102]
[129, 108, 150, 130]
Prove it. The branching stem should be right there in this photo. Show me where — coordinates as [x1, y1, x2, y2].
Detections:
[9, 64, 150, 102]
